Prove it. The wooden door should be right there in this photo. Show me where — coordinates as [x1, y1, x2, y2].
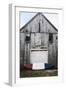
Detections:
[30, 33, 41, 49]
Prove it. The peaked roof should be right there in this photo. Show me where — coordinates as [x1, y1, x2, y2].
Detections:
[20, 12, 58, 31]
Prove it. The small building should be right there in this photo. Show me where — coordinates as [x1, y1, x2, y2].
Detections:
[20, 13, 58, 69]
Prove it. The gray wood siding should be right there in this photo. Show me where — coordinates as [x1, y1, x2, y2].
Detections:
[30, 33, 48, 48]
[20, 33, 30, 64]
[48, 34, 58, 68]
[20, 33, 25, 66]
[21, 14, 57, 33]
[20, 13, 58, 68]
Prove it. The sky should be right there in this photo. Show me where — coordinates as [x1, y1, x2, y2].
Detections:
[20, 12, 59, 29]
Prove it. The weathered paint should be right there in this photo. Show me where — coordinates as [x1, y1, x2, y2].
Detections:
[30, 49, 48, 64]
[20, 13, 58, 68]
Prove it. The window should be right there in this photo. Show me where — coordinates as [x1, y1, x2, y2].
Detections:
[56, 36, 58, 40]
[42, 19, 44, 24]
[25, 34, 30, 43]
[49, 33, 53, 43]
[38, 22, 40, 33]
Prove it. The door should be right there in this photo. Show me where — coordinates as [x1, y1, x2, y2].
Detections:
[30, 33, 48, 64]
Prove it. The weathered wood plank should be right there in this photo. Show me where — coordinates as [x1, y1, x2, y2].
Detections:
[20, 33, 25, 68]
[48, 34, 58, 68]
[20, 13, 58, 68]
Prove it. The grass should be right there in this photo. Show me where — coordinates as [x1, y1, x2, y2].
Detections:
[20, 69, 58, 78]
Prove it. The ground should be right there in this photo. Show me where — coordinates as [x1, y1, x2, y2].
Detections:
[20, 69, 58, 78]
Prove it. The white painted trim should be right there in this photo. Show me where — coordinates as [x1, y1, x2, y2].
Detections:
[9, 4, 16, 86]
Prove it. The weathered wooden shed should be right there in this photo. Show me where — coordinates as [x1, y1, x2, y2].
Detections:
[20, 12, 58, 69]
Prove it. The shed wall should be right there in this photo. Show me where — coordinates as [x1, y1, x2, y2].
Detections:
[20, 14, 58, 68]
